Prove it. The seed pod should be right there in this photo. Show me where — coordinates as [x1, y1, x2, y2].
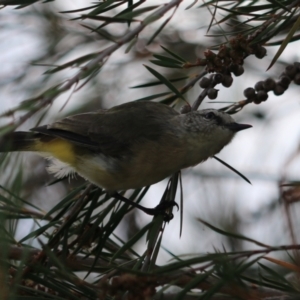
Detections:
[257, 91, 268, 102]
[253, 98, 262, 105]
[221, 75, 233, 87]
[294, 73, 300, 85]
[294, 62, 300, 72]
[285, 65, 297, 79]
[217, 45, 228, 58]
[233, 65, 244, 77]
[207, 88, 218, 99]
[279, 76, 291, 89]
[255, 46, 267, 59]
[223, 56, 231, 67]
[254, 81, 265, 91]
[228, 63, 239, 74]
[263, 78, 276, 91]
[249, 92, 260, 104]
[213, 73, 223, 84]
[243, 87, 256, 99]
[214, 57, 223, 67]
[273, 84, 285, 96]
[199, 77, 211, 88]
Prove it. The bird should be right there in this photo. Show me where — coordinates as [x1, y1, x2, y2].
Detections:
[0, 101, 251, 215]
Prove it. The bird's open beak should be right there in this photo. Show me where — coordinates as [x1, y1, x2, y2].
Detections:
[226, 123, 252, 132]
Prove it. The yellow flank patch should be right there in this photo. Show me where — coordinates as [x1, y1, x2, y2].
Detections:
[34, 139, 76, 165]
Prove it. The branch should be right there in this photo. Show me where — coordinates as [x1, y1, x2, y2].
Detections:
[4, 0, 184, 134]
[6, 244, 127, 272]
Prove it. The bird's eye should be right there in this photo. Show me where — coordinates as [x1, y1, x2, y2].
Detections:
[204, 112, 215, 120]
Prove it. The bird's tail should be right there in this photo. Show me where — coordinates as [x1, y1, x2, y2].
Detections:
[0, 132, 39, 152]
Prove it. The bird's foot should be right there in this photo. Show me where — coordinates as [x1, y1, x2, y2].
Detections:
[146, 200, 179, 221]
[112, 192, 178, 221]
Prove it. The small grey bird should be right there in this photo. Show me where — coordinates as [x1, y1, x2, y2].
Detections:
[0, 101, 251, 214]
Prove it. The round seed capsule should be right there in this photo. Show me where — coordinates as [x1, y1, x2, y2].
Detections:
[294, 73, 300, 85]
[263, 78, 276, 91]
[254, 81, 265, 91]
[228, 63, 239, 74]
[213, 73, 223, 84]
[253, 98, 262, 105]
[273, 84, 285, 95]
[294, 62, 300, 72]
[249, 93, 259, 104]
[243, 87, 256, 99]
[199, 77, 211, 88]
[257, 91, 268, 102]
[255, 46, 267, 59]
[279, 76, 291, 89]
[285, 65, 297, 79]
[221, 75, 233, 87]
[207, 88, 218, 99]
[232, 65, 244, 76]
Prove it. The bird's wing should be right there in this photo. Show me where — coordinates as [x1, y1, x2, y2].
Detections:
[32, 111, 103, 148]
[31, 101, 179, 157]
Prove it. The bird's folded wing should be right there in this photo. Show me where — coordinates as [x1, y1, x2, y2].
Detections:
[30, 102, 179, 157]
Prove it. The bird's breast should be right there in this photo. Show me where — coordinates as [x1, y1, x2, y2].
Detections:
[77, 133, 224, 190]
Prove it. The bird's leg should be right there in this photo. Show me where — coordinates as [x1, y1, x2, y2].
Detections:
[111, 192, 178, 220]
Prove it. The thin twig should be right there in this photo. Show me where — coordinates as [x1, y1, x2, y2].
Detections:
[4, 0, 184, 134]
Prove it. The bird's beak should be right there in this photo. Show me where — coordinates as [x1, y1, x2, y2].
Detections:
[226, 123, 252, 132]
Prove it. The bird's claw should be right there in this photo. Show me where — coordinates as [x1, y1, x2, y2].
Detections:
[152, 200, 178, 221]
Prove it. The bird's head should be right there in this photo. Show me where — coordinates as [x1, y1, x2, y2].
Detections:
[180, 109, 252, 157]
